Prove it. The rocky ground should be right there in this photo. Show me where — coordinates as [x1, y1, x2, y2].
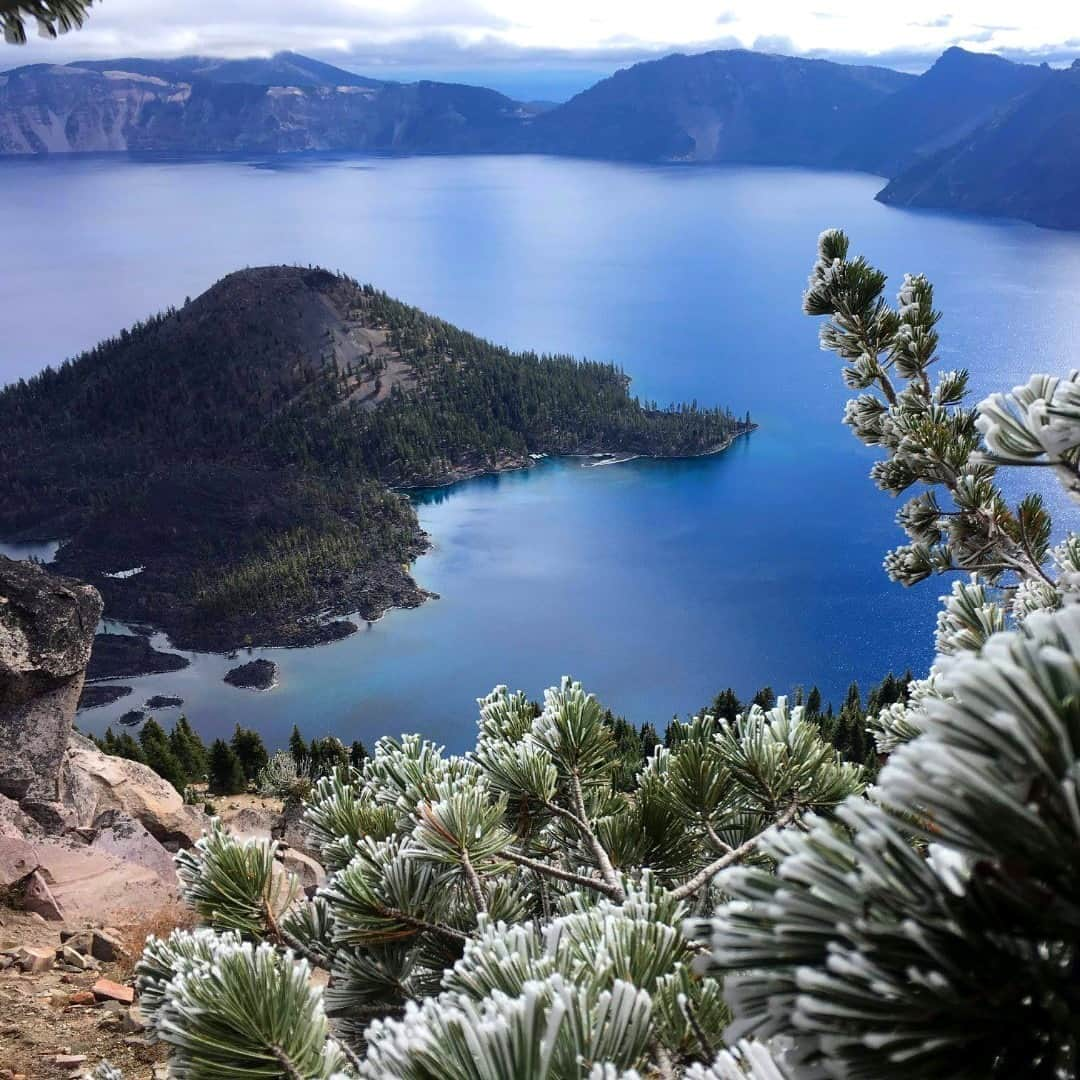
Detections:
[0, 555, 322, 1078]
[0, 791, 306, 1080]
[0, 909, 175, 1079]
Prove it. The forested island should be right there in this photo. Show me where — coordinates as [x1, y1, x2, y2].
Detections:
[0, 266, 752, 650]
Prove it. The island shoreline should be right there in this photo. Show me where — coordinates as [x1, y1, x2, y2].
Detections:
[10, 427, 757, 663]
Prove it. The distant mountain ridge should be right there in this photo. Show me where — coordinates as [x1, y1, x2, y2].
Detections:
[0, 52, 538, 155]
[832, 46, 1054, 177]
[516, 50, 911, 164]
[67, 50, 384, 88]
[0, 46, 1077, 229]
[878, 59, 1080, 230]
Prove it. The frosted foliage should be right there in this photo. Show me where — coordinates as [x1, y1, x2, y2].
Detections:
[804, 228, 1080, 758]
[120, 229, 1080, 1078]
[705, 604, 1080, 1078]
[127, 670, 860, 1079]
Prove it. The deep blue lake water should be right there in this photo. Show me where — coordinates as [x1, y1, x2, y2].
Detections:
[3, 153, 1080, 752]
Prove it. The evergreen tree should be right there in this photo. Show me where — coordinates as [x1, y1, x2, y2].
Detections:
[709, 687, 742, 721]
[207, 739, 247, 796]
[169, 716, 208, 784]
[307, 736, 348, 777]
[124, 681, 861, 1078]
[138, 719, 186, 793]
[100, 727, 145, 764]
[230, 725, 269, 782]
[348, 740, 367, 769]
[750, 686, 776, 711]
[289, 725, 308, 769]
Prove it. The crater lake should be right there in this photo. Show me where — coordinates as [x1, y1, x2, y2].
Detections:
[4, 152, 1079, 751]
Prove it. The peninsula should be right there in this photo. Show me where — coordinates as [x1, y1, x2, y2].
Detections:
[0, 267, 752, 651]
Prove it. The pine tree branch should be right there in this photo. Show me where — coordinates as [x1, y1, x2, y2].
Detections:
[541, 797, 591, 833]
[670, 803, 801, 901]
[270, 1044, 306, 1080]
[653, 1042, 677, 1080]
[461, 851, 487, 913]
[1018, 528, 1057, 588]
[337, 1038, 366, 1073]
[704, 821, 733, 854]
[496, 848, 621, 899]
[385, 909, 469, 944]
[680, 994, 714, 1062]
[569, 769, 626, 902]
[279, 928, 331, 972]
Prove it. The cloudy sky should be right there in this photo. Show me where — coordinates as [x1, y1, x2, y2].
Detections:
[8, 0, 1080, 100]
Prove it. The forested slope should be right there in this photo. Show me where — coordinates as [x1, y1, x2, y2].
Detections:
[0, 266, 750, 648]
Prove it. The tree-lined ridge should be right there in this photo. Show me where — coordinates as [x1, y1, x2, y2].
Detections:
[0, 265, 751, 650]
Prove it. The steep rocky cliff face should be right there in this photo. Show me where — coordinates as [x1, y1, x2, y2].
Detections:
[0, 59, 535, 154]
[0, 556, 101, 804]
[0, 65, 181, 153]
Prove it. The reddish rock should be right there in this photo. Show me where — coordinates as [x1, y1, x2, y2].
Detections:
[53, 1055, 87, 1069]
[92, 977, 134, 1004]
[61, 927, 125, 963]
[68, 990, 96, 1005]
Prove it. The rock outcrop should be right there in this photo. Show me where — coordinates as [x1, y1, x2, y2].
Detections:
[0, 836, 38, 889]
[0, 557, 102, 803]
[0, 558, 330, 930]
[32, 839, 180, 923]
[61, 734, 205, 846]
[0, 793, 42, 839]
[89, 810, 180, 882]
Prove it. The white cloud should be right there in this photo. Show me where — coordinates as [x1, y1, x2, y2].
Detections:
[4, 0, 1079, 75]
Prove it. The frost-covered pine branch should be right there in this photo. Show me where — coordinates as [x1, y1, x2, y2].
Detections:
[118, 679, 858, 1077]
[806, 229, 1080, 752]
[1, 0, 94, 44]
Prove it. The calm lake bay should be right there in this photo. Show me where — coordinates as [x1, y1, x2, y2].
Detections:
[4, 153, 1080, 751]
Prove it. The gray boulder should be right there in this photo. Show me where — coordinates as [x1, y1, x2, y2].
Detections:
[61, 732, 207, 846]
[0, 835, 39, 888]
[0, 557, 102, 802]
[0, 792, 41, 839]
[91, 809, 179, 882]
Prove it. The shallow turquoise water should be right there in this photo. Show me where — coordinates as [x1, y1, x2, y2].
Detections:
[3, 153, 1080, 750]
